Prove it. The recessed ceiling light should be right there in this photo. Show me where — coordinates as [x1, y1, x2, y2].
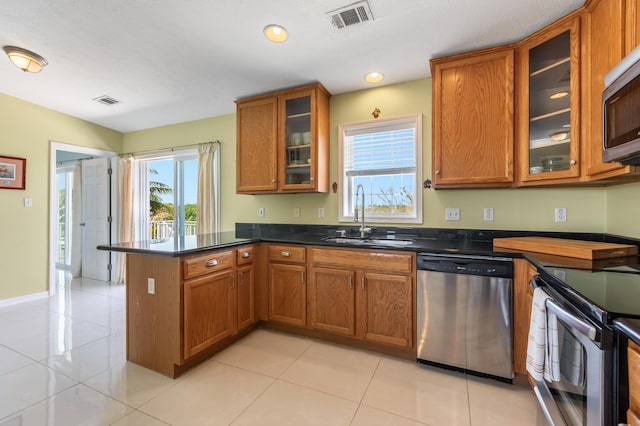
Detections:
[549, 91, 569, 99]
[364, 72, 384, 83]
[263, 25, 288, 43]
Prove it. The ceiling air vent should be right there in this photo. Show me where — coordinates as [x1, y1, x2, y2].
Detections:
[93, 95, 121, 106]
[326, 1, 374, 30]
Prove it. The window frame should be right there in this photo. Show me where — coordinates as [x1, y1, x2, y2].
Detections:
[136, 149, 199, 239]
[338, 114, 423, 224]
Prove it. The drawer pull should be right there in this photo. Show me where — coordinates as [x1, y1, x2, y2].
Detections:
[242, 252, 251, 258]
[206, 259, 219, 267]
[280, 251, 291, 257]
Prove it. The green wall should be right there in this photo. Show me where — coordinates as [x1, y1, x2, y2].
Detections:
[2, 76, 639, 301]
[124, 78, 610, 234]
[0, 93, 122, 300]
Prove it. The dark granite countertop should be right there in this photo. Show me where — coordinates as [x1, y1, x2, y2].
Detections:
[614, 318, 640, 345]
[97, 231, 258, 256]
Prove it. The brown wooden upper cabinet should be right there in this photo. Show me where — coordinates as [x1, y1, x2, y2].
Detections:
[517, 18, 581, 185]
[582, 0, 640, 181]
[431, 47, 515, 188]
[430, 0, 640, 188]
[236, 83, 330, 194]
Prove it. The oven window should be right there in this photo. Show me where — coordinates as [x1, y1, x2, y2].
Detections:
[548, 322, 587, 425]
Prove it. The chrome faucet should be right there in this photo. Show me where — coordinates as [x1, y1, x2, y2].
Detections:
[354, 184, 371, 238]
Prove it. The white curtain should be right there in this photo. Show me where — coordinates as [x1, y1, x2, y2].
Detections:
[115, 156, 135, 284]
[196, 142, 220, 234]
[70, 162, 82, 277]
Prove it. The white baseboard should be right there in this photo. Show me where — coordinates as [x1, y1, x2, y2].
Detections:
[0, 291, 49, 308]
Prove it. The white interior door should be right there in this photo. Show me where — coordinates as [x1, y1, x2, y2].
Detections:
[82, 157, 110, 281]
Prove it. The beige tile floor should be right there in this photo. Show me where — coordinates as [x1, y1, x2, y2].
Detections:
[0, 272, 549, 425]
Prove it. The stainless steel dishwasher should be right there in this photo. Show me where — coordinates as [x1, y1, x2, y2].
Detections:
[417, 253, 514, 381]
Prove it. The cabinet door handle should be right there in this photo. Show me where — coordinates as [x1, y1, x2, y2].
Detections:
[435, 170, 441, 175]
[230, 275, 235, 289]
[239, 271, 244, 287]
[569, 159, 577, 165]
[206, 259, 218, 267]
[280, 251, 291, 257]
[349, 276, 353, 290]
[272, 179, 276, 183]
[301, 271, 304, 284]
[361, 276, 365, 290]
[310, 177, 314, 181]
[242, 252, 251, 258]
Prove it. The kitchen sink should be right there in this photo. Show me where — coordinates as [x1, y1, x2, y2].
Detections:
[322, 236, 415, 247]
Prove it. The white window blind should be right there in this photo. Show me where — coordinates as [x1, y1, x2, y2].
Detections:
[339, 115, 422, 224]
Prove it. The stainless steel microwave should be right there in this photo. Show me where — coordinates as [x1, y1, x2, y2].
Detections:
[602, 44, 640, 165]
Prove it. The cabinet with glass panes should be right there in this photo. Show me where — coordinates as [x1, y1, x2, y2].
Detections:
[517, 18, 580, 183]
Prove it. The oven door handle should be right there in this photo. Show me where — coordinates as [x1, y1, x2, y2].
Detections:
[546, 298, 597, 342]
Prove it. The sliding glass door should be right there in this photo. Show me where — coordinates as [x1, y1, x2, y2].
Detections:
[139, 152, 198, 239]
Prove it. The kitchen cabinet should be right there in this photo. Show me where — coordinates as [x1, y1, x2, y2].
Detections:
[583, 0, 640, 181]
[125, 245, 258, 378]
[517, 17, 581, 184]
[236, 246, 255, 331]
[235, 97, 278, 192]
[183, 264, 234, 359]
[267, 244, 307, 327]
[235, 83, 330, 194]
[629, 340, 640, 425]
[430, 47, 515, 188]
[513, 258, 537, 378]
[309, 247, 414, 349]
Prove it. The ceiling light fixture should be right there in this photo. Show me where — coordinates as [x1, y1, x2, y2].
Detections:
[549, 131, 570, 142]
[364, 72, 384, 83]
[3, 46, 48, 73]
[263, 25, 288, 43]
[549, 91, 569, 99]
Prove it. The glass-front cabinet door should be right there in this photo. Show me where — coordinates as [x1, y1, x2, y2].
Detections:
[518, 18, 580, 183]
[279, 89, 316, 191]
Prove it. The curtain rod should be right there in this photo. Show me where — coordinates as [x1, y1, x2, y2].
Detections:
[56, 157, 94, 166]
[119, 140, 220, 158]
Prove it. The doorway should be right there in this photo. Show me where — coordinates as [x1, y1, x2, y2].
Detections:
[49, 142, 118, 295]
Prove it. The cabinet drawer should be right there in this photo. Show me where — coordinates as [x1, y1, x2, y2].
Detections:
[311, 247, 414, 274]
[183, 250, 233, 280]
[267, 244, 306, 263]
[236, 246, 254, 265]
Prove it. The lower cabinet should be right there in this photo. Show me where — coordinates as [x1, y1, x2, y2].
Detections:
[309, 247, 415, 349]
[184, 269, 234, 359]
[513, 258, 537, 377]
[267, 244, 307, 327]
[629, 340, 640, 425]
[125, 245, 257, 378]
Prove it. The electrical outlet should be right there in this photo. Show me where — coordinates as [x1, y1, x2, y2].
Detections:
[148, 278, 155, 295]
[555, 207, 567, 223]
[483, 207, 494, 221]
[294, 207, 301, 218]
[258, 207, 265, 217]
[318, 208, 325, 218]
[445, 208, 460, 221]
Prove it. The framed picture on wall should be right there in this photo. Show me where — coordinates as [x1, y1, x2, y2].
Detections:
[0, 155, 26, 190]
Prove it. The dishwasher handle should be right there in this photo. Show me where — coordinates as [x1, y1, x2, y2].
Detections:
[417, 256, 513, 278]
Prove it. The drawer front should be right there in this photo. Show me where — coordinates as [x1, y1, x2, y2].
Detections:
[311, 247, 414, 274]
[236, 245, 254, 265]
[183, 250, 233, 280]
[267, 244, 306, 263]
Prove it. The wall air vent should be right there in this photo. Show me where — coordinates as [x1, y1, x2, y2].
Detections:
[326, 1, 374, 30]
[93, 95, 121, 106]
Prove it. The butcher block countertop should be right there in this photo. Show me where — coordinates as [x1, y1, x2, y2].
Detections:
[493, 236, 638, 260]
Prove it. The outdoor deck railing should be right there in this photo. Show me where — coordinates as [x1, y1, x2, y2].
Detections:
[150, 220, 197, 239]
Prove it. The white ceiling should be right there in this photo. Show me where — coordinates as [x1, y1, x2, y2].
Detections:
[0, 0, 586, 133]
